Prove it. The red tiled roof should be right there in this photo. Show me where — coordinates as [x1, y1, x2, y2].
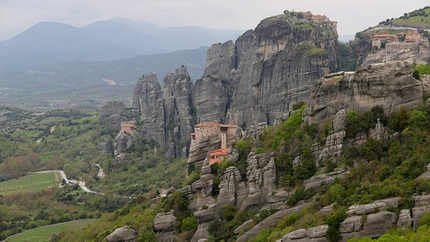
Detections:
[121, 123, 136, 127]
[194, 120, 237, 128]
[371, 34, 393, 38]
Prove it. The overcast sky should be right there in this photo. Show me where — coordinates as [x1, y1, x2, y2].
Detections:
[0, 0, 429, 41]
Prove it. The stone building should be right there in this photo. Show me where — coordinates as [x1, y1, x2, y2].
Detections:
[120, 123, 137, 135]
[187, 121, 237, 169]
[190, 120, 237, 149]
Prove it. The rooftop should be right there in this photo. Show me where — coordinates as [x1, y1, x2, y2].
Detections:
[194, 120, 237, 128]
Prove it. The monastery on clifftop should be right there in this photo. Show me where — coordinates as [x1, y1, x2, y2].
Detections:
[190, 120, 237, 166]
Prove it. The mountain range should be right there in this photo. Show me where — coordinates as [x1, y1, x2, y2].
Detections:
[0, 17, 243, 71]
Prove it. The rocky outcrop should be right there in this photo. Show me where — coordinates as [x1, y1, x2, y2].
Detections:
[282, 225, 329, 242]
[187, 134, 221, 169]
[199, 12, 338, 129]
[217, 166, 245, 208]
[303, 169, 349, 192]
[240, 153, 276, 211]
[237, 202, 312, 242]
[98, 135, 113, 155]
[100, 101, 126, 125]
[132, 72, 166, 150]
[132, 67, 194, 159]
[113, 153, 131, 167]
[114, 132, 135, 156]
[312, 109, 346, 161]
[303, 61, 423, 125]
[153, 212, 177, 242]
[340, 211, 397, 241]
[163, 66, 194, 159]
[105, 226, 137, 242]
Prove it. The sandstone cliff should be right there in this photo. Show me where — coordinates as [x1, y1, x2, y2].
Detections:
[100, 101, 126, 125]
[198, 12, 338, 129]
[132, 67, 194, 159]
[303, 61, 423, 125]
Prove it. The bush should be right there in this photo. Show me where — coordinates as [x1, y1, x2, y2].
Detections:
[222, 206, 238, 221]
[324, 207, 347, 242]
[25, 221, 39, 230]
[181, 216, 197, 231]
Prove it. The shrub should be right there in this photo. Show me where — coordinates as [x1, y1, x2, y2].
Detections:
[324, 207, 347, 242]
[222, 206, 238, 221]
[181, 216, 197, 231]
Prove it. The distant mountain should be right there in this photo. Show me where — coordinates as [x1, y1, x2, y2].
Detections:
[0, 18, 243, 71]
[0, 47, 208, 109]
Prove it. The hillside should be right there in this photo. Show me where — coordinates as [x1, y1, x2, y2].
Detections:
[0, 105, 188, 240]
[378, 7, 430, 29]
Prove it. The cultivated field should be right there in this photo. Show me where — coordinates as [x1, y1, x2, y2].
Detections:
[0, 172, 59, 195]
[5, 220, 94, 242]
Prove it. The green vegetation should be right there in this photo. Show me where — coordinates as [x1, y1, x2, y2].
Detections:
[415, 64, 430, 75]
[335, 42, 357, 71]
[388, 7, 430, 29]
[5, 220, 94, 242]
[0, 172, 58, 195]
[297, 44, 328, 58]
[345, 106, 388, 138]
[0, 105, 188, 239]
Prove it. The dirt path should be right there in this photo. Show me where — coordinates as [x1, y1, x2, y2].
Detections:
[95, 163, 106, 178]
[32, 170, 134, 199]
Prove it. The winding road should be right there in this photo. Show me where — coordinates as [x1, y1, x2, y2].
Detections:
[33, 170, 99, 194]
[33, 170, 134, 199]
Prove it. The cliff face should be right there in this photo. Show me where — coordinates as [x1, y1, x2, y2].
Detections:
[303, 61, 423, 125]
[132, 66, 194, 159]
[132, 72, 166, 152]
[199, 14, 338, 129]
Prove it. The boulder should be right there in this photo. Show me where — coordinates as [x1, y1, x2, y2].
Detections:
[306, 225, 329, 238]
[98, 135, 113, 155]
[100, 101, 126, 125]
[105, 226, 137, 242]
[339, 216, 363, 233]
[346, 197, 400, 216]
[113, 153, 131, 166]
[397, 209, 412, 229]
[412, 205, 430, 229]
[154, 212, 176, 232]
[304, 169, 348, 191]
[282, 229, 307, 240]
[319, 203, 335, 215]
[361, 211, 397, 238]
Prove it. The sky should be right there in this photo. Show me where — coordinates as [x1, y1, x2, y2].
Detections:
[0, 0, 429, 41]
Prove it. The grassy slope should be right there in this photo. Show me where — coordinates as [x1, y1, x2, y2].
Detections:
[0, 172, 59, 195]
[391, 8, 430, 29]
[5, 220, 94, 242]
